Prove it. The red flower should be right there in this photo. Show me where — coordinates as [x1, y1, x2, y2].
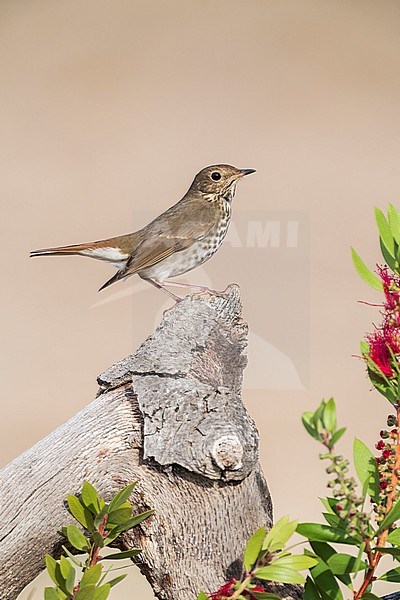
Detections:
[378, 266, 400, 311]
[375, 440, 385, 450]
[367, 326, 400, 378]
[210, 580, 265, 599]
[210, 579, 236, 599]
[382, 449, 391, 459]
[244, 586, 265, 596]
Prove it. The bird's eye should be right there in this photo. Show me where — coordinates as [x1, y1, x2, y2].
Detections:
[211, 172, 221, 181]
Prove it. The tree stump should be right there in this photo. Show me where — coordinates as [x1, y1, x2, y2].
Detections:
[0, 285, 301, 600]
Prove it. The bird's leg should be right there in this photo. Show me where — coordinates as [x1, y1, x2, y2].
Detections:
[140, 276, 183, 302]
[164, 280, 222, 295]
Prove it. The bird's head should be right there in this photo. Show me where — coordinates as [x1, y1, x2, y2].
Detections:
[190, 164, 256, 201]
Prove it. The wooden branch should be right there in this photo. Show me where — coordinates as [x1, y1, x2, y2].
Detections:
[0, 286, 301, 600]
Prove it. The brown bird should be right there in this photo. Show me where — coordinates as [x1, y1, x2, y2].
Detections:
[30, 164, 255, 301]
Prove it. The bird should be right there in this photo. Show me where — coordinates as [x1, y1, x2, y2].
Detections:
[30, 164, 255, 301]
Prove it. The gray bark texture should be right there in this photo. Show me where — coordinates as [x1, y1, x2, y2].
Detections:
[0, 285, 301, 600]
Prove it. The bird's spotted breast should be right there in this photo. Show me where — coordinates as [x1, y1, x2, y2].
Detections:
[140, 198, 232, 281]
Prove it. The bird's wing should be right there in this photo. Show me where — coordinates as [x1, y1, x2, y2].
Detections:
[99, 199, 218, 290]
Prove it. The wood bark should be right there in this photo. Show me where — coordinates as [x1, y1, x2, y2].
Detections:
[0, 285, 301, 600]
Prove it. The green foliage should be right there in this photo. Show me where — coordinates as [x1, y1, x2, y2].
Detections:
[302, 398, 345, 450]
[44, 481, 153, 600]
[243, 526, 266, 571]
[352, 204, 400, 287]
[353, 439, 380, 503]
[299, 387, 400, 599]
[377, 496, 400, 533]
[351, 248, 383, 291]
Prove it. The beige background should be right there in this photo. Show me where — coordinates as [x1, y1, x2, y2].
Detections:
[2, 0, 400, 597]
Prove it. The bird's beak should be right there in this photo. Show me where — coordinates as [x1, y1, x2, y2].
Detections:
[239, 168, 256, 177]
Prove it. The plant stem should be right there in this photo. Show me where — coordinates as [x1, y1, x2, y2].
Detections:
[72, 514, 109, 598]
[230, 574, 253, 599]
[89, 514, 108, 567]
[354, 405, 400, 599]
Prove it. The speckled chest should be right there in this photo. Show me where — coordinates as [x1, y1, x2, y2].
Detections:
[198, 199, 231, 255]
[141, 198, 232, 280]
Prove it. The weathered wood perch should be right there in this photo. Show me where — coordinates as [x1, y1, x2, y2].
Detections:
[0, 285, 301, 600]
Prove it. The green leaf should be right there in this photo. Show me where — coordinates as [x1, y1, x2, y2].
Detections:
[106, 574, 128, 588]
[322, 513, 348, 531]
[319, 498, 337, 515]
[196, 592, 210, 600]
[302, 412, 318, 440]
[388, 203, 400, 245]
[351, 247, 383, 291]
[273, 555, 318, 570]
[107, 506, 133, 526]
[360, 594, 381, 600]
[75, 585, 96, 600]
[387, 528, 400, 545]
[327, 553, 367, 574]
[60, 557, 75, 595]
[67, 495, 95, 531]
[379, 566, 400, 582]
[353, 438, 380, 502]
[263, 516, 297, 552]
[81, 481, 101, 513]
[314, 399, 325, 419]
[322, 398, 336, 433]
[244, 526, 266, 571]
[101, 549, 142, 560]
[59, 556, 70, 580]
[80, 564, 102, 588]
[308, 555, 344, 600]
[92, 532, 104, 548]
[296, 523, 358, 545]
[353, 541, 366, 575]
[256, 565, 305, 584]
[107, 482, 136, 514]
[330, 427, 346, 447]
[360, 340, 370, 355]
[368, 368, 398, 404]
[377, 496, 400, 533]
[94, 583, 110, 600]
[66, 567, 75, 595]
[375, 206, 395, 256]
[94, 505, 109, 530]
[45, 556, 70, 596]
[61, 545, 84, 568]
[107, 509, 154, 535]
[65, 524, 89, 551]
[380, 237, 398, 271]
[44, 588, 60, 600]
[309, 542, 351, 588]
[303, 577, 322, 600]
[374, 547, 400, 559]
[45, 556, 59, 587]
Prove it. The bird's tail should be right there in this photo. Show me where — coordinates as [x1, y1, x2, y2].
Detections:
[30, 242, 93, 257]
